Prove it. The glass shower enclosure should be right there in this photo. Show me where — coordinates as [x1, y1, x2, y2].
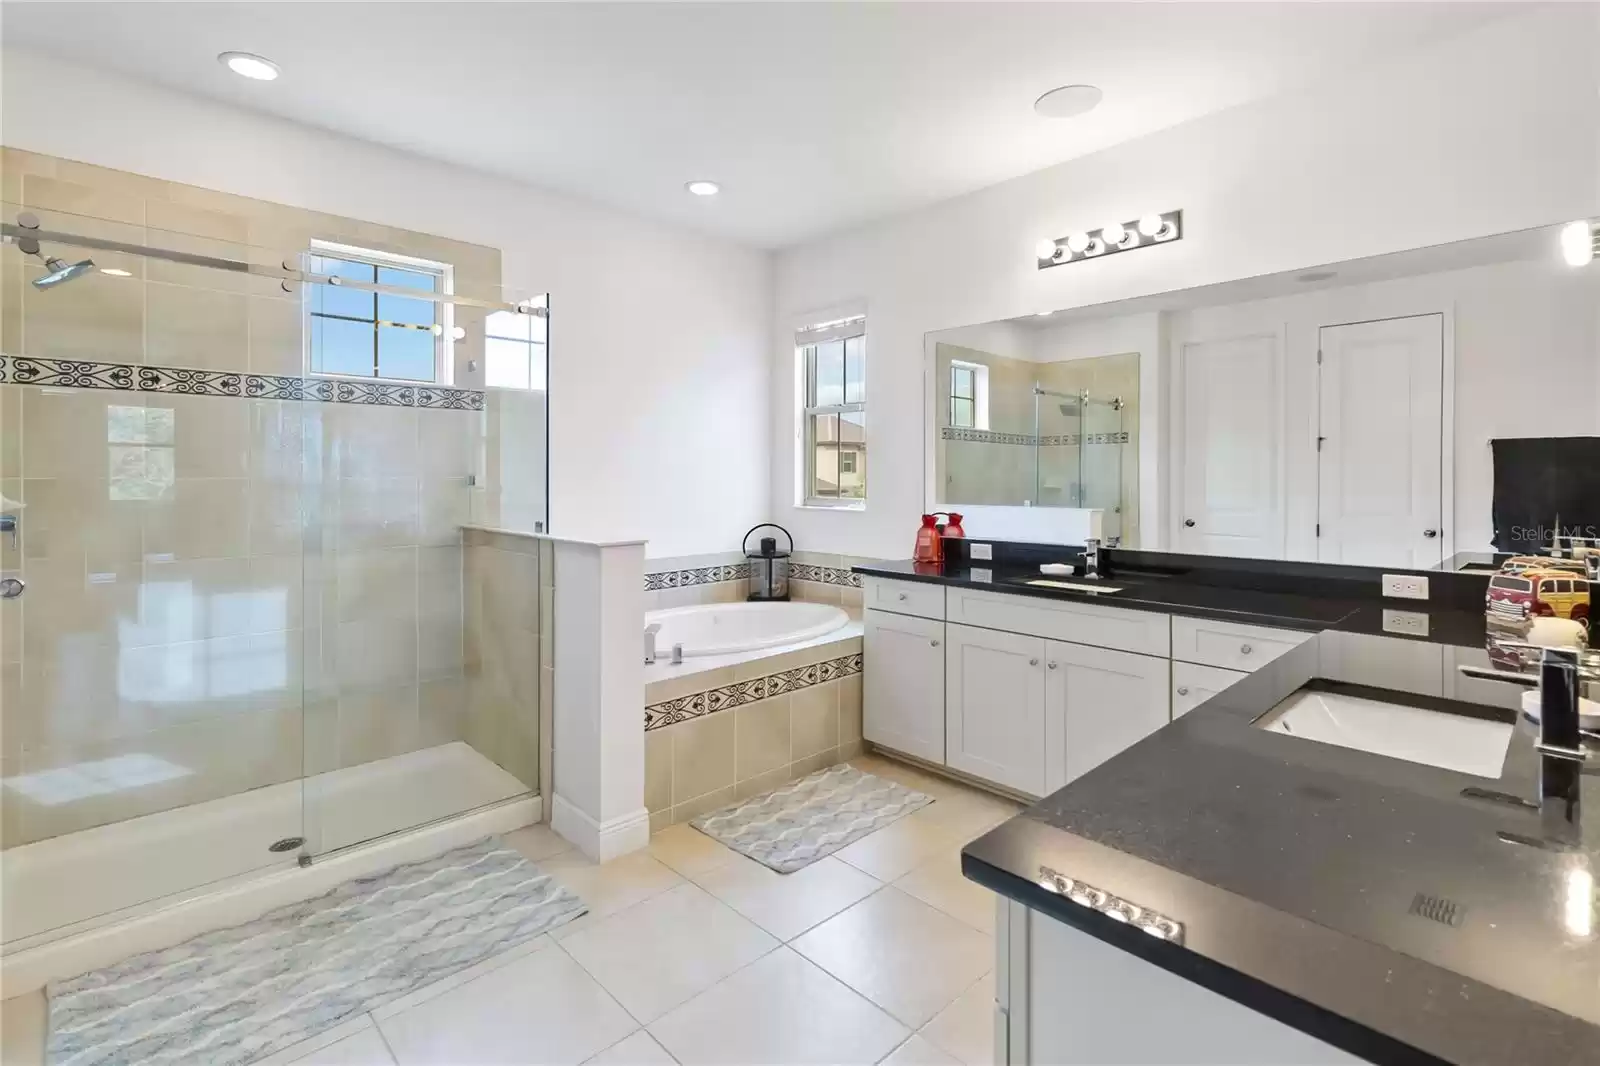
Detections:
[0, 148, 548, 952]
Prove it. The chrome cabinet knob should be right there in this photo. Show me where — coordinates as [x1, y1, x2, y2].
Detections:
[1176, 685, 1189, 696]
[1184, 519, 1196, 528]
[930, 639, 940, 647]
[1423, 529, 1439, 538]
[1240, 644, 1253, 655]
[1047, 661, 1058, 670]
[1029, 658, 1040, 667]
[0, 577, 23, 599]
[897, 593, 908, 601]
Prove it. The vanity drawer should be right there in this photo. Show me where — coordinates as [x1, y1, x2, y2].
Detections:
[1171, 616, 1311, 672]
[862, 576, 946, 620]
[1172, 661, 1247, 718]
[945, 586, 1170, 657]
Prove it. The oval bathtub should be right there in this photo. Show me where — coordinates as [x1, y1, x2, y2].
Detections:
[646, 601, 849, 658]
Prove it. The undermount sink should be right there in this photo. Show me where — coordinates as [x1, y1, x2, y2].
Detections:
[1258, 689, 1514, 778]
[1023, 579, 1124, 594]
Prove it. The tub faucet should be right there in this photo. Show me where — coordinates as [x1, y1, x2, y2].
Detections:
[644, 623, 661, 664]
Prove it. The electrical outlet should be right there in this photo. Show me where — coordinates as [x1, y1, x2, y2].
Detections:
[969, 542, 993, 561]
[1382, 574, 1430, 600]
[1382, 609, 1430, 637]
[970, 567, 993, 583]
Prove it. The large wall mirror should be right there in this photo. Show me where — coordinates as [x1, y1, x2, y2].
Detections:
[926, 219, 1600, 568]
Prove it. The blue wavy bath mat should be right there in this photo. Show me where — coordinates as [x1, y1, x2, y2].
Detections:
[691, 764, 934, 873]
[45, 837, 585, 1065]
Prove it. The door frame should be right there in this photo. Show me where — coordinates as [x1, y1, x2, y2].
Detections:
[1313, 310, 1455, 565]
[1167, 324, 1290, 557]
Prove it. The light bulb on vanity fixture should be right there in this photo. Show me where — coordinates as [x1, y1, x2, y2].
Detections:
[1035, 238, 1061, 261]
[1066, 232, 1091, 254]
[1560, 219, 1595, 267]
[1101, 222, 1128, 247]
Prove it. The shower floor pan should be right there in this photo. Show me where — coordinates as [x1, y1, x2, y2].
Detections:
[1, 741, 529, 952]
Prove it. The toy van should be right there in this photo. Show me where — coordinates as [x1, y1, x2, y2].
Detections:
[1486, 567, 1591, 623]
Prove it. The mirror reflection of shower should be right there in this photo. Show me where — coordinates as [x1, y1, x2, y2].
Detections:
[1031, 383, 1124, 529]
[9, 212, 96, 289]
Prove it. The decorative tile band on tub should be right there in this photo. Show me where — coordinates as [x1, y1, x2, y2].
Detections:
[789, 564, 861, 587]
[0, 356, 486, 410]
[645, 562, 750, 591]
[645, 651, 862, 730]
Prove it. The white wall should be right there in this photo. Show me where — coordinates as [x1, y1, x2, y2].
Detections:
[772, 5, 1600, 558]
[1, 49, 772, 558]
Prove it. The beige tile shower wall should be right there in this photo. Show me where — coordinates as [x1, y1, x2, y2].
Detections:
[462, 529, 547, 789]
[643, 639, 864, 834]
[0, 150, 500, 848]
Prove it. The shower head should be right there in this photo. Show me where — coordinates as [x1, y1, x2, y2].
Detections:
[32, 256, 96, 290]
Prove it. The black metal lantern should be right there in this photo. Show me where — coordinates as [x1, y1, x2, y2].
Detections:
[743, 524, 793, 602]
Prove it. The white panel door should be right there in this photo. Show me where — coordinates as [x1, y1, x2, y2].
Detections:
[1317, 315, 1444, 567]
[1176, 333, 1283, 558]
[1044, 641, 1170, 792]
[946, 624, 1049, 795]
[863, 609, 947, 764]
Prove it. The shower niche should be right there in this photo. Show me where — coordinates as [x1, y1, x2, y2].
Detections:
[930, 334, 1140, 544]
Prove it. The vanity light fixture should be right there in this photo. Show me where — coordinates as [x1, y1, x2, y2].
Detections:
[1037, 211, 1183, 270]
[1560, 219, 1596, 267]
[685, 180, 721, 197]
[218, 51, 280, 81]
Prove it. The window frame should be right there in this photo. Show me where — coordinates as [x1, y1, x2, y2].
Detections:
[304, 239, 454, 385]
[483, 297, 550, 392]
[797, 315, 867, 509]
[947, 359, 989, 430]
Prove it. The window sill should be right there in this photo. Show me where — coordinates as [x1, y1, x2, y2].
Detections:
[798, 500, 867, 512]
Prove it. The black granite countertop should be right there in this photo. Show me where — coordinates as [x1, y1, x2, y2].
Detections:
[852, 558, 1597, 1063]
[854, 558, 1490, 648]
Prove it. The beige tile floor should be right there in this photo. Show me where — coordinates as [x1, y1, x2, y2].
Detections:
[0, 754, 1020, 1066]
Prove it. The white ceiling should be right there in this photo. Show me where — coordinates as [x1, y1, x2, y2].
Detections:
[3, 2, 1515, 249]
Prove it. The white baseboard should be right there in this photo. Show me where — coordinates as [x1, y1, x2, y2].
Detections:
[551, 795, 650, 862]
[0, 796, 539, 996]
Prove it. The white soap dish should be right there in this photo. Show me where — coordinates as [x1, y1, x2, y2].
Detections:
[1039, 563, 1075, 576]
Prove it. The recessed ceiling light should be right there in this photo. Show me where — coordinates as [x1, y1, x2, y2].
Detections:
[100, 268, 132, 277]
[1034, 84, 1102, 119]
[218, 51, 280, 81]
[685, 180, 720, 197]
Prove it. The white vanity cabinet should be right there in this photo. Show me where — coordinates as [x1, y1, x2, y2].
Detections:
[1172, 661, 1248, 719]
[1044, 643, 1171, 791]
[863, 608, 948, 763]
[945, 624, 1050, 795]
[861, 575, 1313, 799]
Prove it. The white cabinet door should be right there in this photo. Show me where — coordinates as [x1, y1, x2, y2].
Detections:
[1317, 314, 1444, 568]
[863, 609, 947, 764]
[1045, 642, 1170, 792]
[946, 623, 1049, 795]
[1172, 661, 1246, 718]
[1176, 332, 1283, 559]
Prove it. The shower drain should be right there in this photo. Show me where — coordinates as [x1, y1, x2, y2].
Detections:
[269, 837, 306, 853]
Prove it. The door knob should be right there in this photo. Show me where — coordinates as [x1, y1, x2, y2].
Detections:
[0, 577, 23, 599]
[1423, 529, 1438, 539]
[1184, 519, 1196, 528]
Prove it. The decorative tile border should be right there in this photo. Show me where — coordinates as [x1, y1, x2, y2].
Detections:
[789, 563, 861, 588]
[645, 562, 750, 591]
[940, 426, 1129, 447]
[0, 356, 485, 410]
[645, 650, 862, 731]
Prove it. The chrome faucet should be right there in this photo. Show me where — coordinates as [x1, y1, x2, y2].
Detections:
[644, 623, 662, 664]
[1081, 538, 1102, 580]
[1460, 643, 1594, 836]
